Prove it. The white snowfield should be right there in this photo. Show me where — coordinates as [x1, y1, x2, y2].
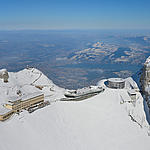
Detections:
[0, 68, 65, 104]
[0, 68, 150, 150]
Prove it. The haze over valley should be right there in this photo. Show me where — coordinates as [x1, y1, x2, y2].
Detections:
[0, 30, 150, 89]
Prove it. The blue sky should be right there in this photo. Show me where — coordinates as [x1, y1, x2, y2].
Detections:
[0, 0, 150, 30]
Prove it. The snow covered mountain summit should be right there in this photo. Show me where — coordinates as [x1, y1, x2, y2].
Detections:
[0, 67, 150, 150]
[0, 68, 65, 103]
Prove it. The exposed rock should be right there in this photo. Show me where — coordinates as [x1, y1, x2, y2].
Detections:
[0, 69, 9, 82]
[140, 56, 150, 123]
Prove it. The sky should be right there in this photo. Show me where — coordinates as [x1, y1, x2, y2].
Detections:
[0, 0, 150, 30]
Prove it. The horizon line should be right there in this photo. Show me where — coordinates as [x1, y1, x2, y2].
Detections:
[0, 28, 150, 31]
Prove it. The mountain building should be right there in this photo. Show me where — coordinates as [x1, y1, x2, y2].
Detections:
[107, 78, 125, 89]
[5, 92, 44, 113]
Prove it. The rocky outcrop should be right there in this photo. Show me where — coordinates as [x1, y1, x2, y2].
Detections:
[140, 56, 150, 124]
[0, 69, 9, 82]
[140, 57, 150, 101]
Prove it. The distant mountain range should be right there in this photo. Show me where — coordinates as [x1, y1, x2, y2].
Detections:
[0, 31, 150, 89]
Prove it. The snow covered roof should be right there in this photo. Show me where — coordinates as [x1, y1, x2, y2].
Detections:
[8, 92, 44, 103]
[8, 96, 21, 103]
[0, 105, 12, 115]
[128, 89, 136, 95]
[125, 77, 139, 89]
[21, 92, 44, 102]
[108, 78, 125, 83]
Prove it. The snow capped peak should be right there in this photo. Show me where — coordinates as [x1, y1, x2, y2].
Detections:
[0, 67, 65, 104]
[0, 68, 150, 150]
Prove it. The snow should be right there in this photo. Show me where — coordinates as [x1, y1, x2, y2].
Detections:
[65, 86, 103, 97]
[127, 89, 136, 95]
[145, 85, 150, 94]
[108, 77, 124, 83]
[0, 106, 11, 115]
[0, 69, 7, 73]
[125, 77, 139, 91]
[7, 92, 43, 104]
[0, 68, 65, 104]
[144, 56, 150, 67]
[7, 95, 21, 102]
[0, 68, 150, 150]
[20, 92, 43, 101]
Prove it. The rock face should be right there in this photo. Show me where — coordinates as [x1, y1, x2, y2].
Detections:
[140, 56, 150, 98]
[0, 69, 9, 82]
[140, 56, 150, 122]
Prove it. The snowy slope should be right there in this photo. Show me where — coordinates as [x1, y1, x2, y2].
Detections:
[0, 68, 65, 104]
[0, 68, 150, 150]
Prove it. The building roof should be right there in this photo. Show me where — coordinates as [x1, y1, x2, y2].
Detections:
[21, 92, 43, 102]
[8, 96, 21, 103]
[7, 92, 44, 104]
[108, 78, 125, 83]
[128, 89, 136, 95]
[0, 105, 12, 115]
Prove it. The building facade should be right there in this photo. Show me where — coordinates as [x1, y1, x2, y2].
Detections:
[5, 92, 44, 112]
[0, 107, 14, 121]
[107, 78, 125, 89]
[127, 89, 136, 101]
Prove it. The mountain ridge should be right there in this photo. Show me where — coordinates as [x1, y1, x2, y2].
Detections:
[0, 66, 150, 150]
